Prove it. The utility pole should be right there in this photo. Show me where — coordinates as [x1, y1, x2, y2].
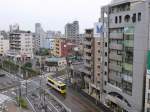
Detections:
[26, 71, 28, 96]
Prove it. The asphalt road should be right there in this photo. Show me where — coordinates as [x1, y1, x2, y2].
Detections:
[33, 74, 102, 112]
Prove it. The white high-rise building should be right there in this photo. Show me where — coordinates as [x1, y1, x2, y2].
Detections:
[0, 32, 9, 56]
[35, 23, 46, 50]
[65, 21, 79, 39]
[7, 30, 34, 60]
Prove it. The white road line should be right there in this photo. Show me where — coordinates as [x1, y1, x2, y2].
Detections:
[26, 97, 37, 112]
[47, 100, 59, 112]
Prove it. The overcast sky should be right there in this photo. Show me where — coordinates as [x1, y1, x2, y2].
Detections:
[0, 0, 111, 33]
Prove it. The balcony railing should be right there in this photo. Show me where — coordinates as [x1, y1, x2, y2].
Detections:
[124, 40, 133, 47]
[109, 43, 123, 50]
[109, 53, 122, 61]
[109, 63, 122, 72]
[122, 74, 132, 83]
[84, 55, 91, 60]
[110, 33, 123, 39]
[123, 63, 133, 72]
[85, 34, 93, 38]
[84, 48, 92, 52]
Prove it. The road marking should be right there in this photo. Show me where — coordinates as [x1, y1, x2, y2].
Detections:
[26, 97, 37, 112]
[47, 100, 59, 112]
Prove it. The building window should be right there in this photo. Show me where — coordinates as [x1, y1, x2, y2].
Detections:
[149, 79, 150, 89]
[124, 15, 130, 22]
[105, 52, 107, 56]
[105, 42, 107, 47]
[104, 81, 107, 85]
[115, 16, 118, 23]
[147, 108, 150, 112]
[98, 50, 100, 53]
[119, 16, 122, 23]
[105, 71, 107, 75]
[148, 93, 150, 103]
[122, 80, 132, 95]
[132, 13, 136, 23]
[105, 62, 107, 66]
[138, 12, 141, 21]
[98, 42, 100, 45]
[97, 66, 100, 69]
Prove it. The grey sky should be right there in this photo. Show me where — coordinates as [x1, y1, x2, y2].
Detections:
[0, 0, 111, 33]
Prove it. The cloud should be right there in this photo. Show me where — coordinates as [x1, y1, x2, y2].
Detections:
[0, 0, 111, 33]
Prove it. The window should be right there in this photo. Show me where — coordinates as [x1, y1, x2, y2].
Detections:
[132, 13, 136, 23]
[98, 42, 100, 45]
[98, 50, 100, 53]
[124, 15, 130, 22]
[105, 71, 107, 75]
[105, 42, 107, 47]
[147, 108, 150, 112]
[122, 80, 132, 95]
[104, 81, 107, 85]
[119, 16, 122, 23]
[149, 79, 150, 89]
[105, 52, 107, 56]
[138, 12, 141, 21]
[97, 66, 100, 69]
[105, 62, 107, 66]
[148, 93, 150, 103]
[115, 16, 118, 23]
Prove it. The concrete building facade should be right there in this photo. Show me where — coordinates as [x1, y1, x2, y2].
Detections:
[100, 0, 150, 111]
[83, 29, 103, 102]
[7, 30, 34, 60]
[65, 21, 79, 38]
[0, 32, 9, 56]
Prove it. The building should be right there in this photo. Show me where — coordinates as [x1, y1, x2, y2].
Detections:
[0, 32, 9, 56]
[45, 57, 67, 72]
[7, 30, 34, 60]
[35, 23, 46, 50]
[65, 21, 79, 44]
[100, 0, 150, 111]
[52, 38, 76, 57]
[82, 29, 103, 102]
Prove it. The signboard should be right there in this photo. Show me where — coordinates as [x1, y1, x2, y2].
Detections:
[147, 50, 150, 74]
[94, 22, 103, 37]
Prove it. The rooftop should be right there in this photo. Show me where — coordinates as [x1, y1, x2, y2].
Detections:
[45, 57, 66, 62]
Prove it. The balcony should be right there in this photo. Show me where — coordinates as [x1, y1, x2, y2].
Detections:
[109, 63, 122, 72]
[84, 55, 91, 60]
[85, 34, 93, 38]
[84, 76, 91, 83]
[110, 33, 123, 40]
[109, 72, 122, 83]
[84, 62, 91, 68]
[83, 68, 91, 75]
[123, 63, 133, 72]
[109, 43, 123, 50]
[122, 74, 132, 83]
[84, 40, 92, 45]
[124, 40, 133, 47]
[84, 48, 92, 53]
[109, 53, 122, 61]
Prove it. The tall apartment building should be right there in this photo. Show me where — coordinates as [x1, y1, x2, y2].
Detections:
[35, 23, 46, 50]
[7, 30, 33, 60]
[83, 29, 103, 102]
[100, 0, 150, 111]
[0, 32, 9, 56]
[65, 21, 79, 38]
